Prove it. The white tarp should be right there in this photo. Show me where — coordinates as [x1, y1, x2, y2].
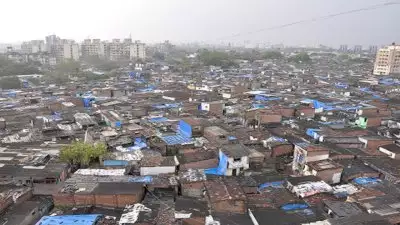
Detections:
[292, 181, 333, 198]
[74, 169, 125, 176]
[119, 204, 151, 224]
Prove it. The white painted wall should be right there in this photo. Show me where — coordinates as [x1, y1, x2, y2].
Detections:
[140, 166, 175, 176]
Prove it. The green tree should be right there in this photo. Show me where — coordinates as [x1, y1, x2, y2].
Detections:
[198, 50, 237, 68]
[0, 56, 40, 77]
[26, 77, 41, 85]
[83, 56, 119, 71]
[0, 76, 22, 89]
[43, 71, 69, 85]
[60, 141, 107, 167]
[263, 51, 283, 60]
[288, 52, 311, 63]
[55, 60, 81, 74]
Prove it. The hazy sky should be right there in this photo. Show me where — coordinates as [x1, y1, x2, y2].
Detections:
[1, 0, 399, 46]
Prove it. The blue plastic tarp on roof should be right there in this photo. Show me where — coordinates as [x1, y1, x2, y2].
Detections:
[252, 103, 265, 109]
[306, 128, 321, 139]
[129, 71, 142, 79]
[152, 103, 182, 109]
[36, 214, 102, 225]
[353, 177, 381, 186]
[161, 134, 193, 145]
[128, 176, 153, 183]
[103, 160, 129, 166]
[137, 87, 154, 93]
[148, 117, 168, 123]
[258, 181, 284, 191]
[270, 136, 286, 142]
[228, 136, 237, 140]
[254, 95, 281, 101]
[7, 91, 16, 97]
[281, 203, 309, 211]
[133, 137, 147, 149]
[379, 78, 400, 86]
[335, 82, 348, 89]
[178, 120, 192, 138]
[204, 150, 228, 176]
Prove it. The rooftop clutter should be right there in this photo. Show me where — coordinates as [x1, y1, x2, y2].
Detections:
[1, 47, 400, 225]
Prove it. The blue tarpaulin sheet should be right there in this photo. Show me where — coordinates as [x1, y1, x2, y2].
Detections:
[161, 134, 193, 145]
[281, 203, 309, 211]
[228, 136, 237, 141]
[23, 80, 29, 88]
[133, 137, 147, 149]
[7, 91, 16, 97]
[148, 117, 168, 123]
[379, 78, 400, 86]
[152, 103, 181, 109]
[254, 95, 281, 101]
[178, 120, 192, 138]
[129, 71, 141, 79]
[103, 160, 129, 166]
[335, 82, 348, 89]
[204, 151, 228, 176]
[36, 214, 101, 225]
[270, 136, 286, 142]
[252, 103, 266, 109]
[306, 128, 321, 139]
[137, 87, 154, 93]
[258, 181, 284, 191]
[128, 176, 153, 183]
[353, 177, 381, 185]
[83, 98, 95, 108]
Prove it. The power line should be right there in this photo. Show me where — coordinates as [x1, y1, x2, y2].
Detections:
[216, 1, 400, 41]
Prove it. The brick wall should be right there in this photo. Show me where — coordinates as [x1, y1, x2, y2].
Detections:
[74, 194, 95, 206]
[53, 193, 75, 207]
[182, 217, 205, 225]
[295, 108, 315, 118]
[95, 194, 118, 208]
[315, 167, 343, 184]
[360, 108, 379, 116]
[278, 108, 295, 118]
[0, 196, 13, 214]
[54, 192, 143, 208]
[272, 144, 294, 157]
[257, 114, 282, 124]
[366, 117, 382, 127]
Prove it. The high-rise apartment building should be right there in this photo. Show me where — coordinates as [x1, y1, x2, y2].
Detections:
[339, 45, 348, 52]
[130, 41, 146, 60]
[81, 39, 104, 58]
[21, 40, 45, 54]
[45, 35, 60, 53]
[373, 43, 400, 75]
[369, 45, 378, 54]
[354, 45, 363, 54]
[53, 43, 79, 63]
[108, 39, 125, 61]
